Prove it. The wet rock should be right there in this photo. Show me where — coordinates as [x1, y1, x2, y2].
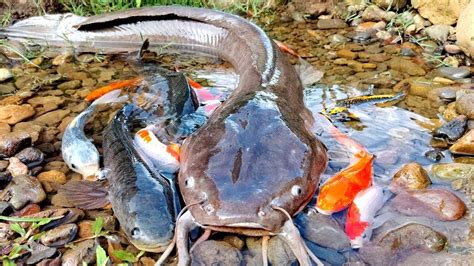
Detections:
[0, 68, 13, 82]
[424, 24, 451, 42]
[26, 241, 57, 265]
[40, 223, 78, 247]
[305, 241, 345, 265]
[44, 161, 70, 174]
[388, 58, 426, 76]
[57, 80, 81, 91]
[431, 163, 474, 181]
[376, 30, 392, 41]
[13, 121, 44, 143]
[0, 222, 15, 245]
[222, 235, 245, 250]
[52, 53, 72, 66]
[361, 5, 389, 21]
[0, 174, 46, 209]
[27, 96, 65, 108]
[442, 56, 460, 68]
[373, 0, 406, 10]
[191, 240, 243, 265]
[0, 122, 10, 135]
[0, 131, 31, 158]
[0, 160, 8, 171]
[62, 239, 97, 266]
[295, 208, 350, 250]
[245, 237, 263, 263]
[412, 0, 468, 25]
[455, 90, 474, 119]
[34, 110, 71, 126]
[78, 220, 95, 238]
[424, 149, 445, 162]
[267, 236, 297, 265]
[427, 86, 460, 102]
[392, 188, 466, 221]
[444, 44, 462, 54]
[329, 34, 349, 44]
[25, 208, 84, 230]
[390, 162, 431, 192]
[317, 19, 347, 29]
[291, 0, 332, 16]
[449, 129, 474, 155]
[433, 115, 467, 143]
[38, 170, 67, 193]
[456, 1, 474, 57]
[378, 223, 447, 252]
[336, 49, 357, 60]
[37, 256, 62, 266]
[0, 171, 12, 190]
[356, 21, 386, 34]
[15, 147, 44, 168]
[7, 157, 28, 177]
[0, 104, 35, 125]
[437, 67, 470, 80]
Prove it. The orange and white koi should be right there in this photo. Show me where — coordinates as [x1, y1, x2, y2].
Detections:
[345, 185, 384, 248]
[85, 77, 144, 102]
[315, 114, 374, 215]
[133, 128, 180, 174]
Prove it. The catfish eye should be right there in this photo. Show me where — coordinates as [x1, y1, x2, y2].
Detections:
[185, 177, 194, 188]
[131, 227, 141, 237]
[291, 185, 302, 196]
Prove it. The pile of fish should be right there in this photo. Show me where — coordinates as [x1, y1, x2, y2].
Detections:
[0, 6, 468, 266]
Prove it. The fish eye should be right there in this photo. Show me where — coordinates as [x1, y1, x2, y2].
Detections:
[185, 177, 194, 188]
[71, 163, 77, 169]
[131, 227, 141, 237]
[291, 185, 302, 196]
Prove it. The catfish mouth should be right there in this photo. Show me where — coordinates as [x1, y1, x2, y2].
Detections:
[130, 238, 172, 253]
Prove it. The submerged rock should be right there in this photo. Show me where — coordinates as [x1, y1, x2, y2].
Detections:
[433, 115, 467, 143]
[456, 0, 474, 57]
[0, 174, 46, 209]
[437, 67, 471, 80]
[15, 147, 45, 168]
[0, 68, 13, 82]
[373, 0, 406, 9]
[267, 236, 297, 265]
[455, 90, 474, 119]
[390, 162, 431, 192]
[412, 0, 468, 25]
[191, 240, 243, 265]
[424, 25, 451, 43]
[295, 208, 350, 250]
[0, 104, 35, 125]
[378, 223, 447, 252]
[388, 58, 426, 76]
[62, 239, 97, 266]
[317, 19, 347, 29]
[424, 149, 445, 162]
[0, 131, 31, 158]
[431, 163, 474, 180]
[7, 157, 28, 177]
[390, 189, 466, 221]
[449, 129, 474, 155]
[37, 170, 67, 193]
[40, 223, 78, 247]
[26, 241, 57, 265]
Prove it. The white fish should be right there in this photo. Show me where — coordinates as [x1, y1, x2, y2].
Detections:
[133, 127, 180, 174]
[61, 89, 126, 178]
[345, 185, 385, 248]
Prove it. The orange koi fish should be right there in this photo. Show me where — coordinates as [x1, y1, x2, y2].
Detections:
[187, 77, 204, 90]
[345, 185, 384, 248]
[134, 128, 180, 174]
[315, 114, 374, 215]
[85, 77, 144, 102]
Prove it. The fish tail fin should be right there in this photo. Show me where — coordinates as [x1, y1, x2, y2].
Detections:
[90, 89, 127, 106]
[57, 180, 109, 210]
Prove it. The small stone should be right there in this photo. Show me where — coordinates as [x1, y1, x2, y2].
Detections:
[444, 44, 462, 54]
[15, 147, 44, 168]
[361, 5, 388, 21]
[295, 208, 350, 250]
[78, 220, 94, 238]
[27, 96, 65, 108]
[0, 174, 46, 209]
[329, 34, 349, 44]
[388, 57, 426, 76]
[425, 149, 445, 162]
[0, 161, 8, 171]
[449, 129, 474, 155]
[336, 49, 357, 60]
[7, 157, 28, 177]
[456, 1, 474, 57]
[13, 121, 44, 143]
[455, 90, 474, 119]
[431, 163, 474, 180]
[34, 110, 71, 126]
[433, 115, 467, 143]
[373, 0, 407, 10]
[391, 188, 466, 221]
[222, 235, 245, 250]
[389, 162, 431, 192]
[27, 57, 43, 67]
[433, 77, 455, 85]
[425, 24, 451, 42]
[378, 223, 447, 253]
[62, 239, 97, 266]
[437, 66, 470, 80]
[40, 223, 78, 247]
[0, 104, 35, 125]
[451, 178, 465, 190]
[38, 170, 67, 193]
[0, 131, 31, 158]
[376, 30, 392, 41]
[77, 54, 96, 63]
[191, 240, 243, 265]
[44, 161, 70, 174]
[267, 236, 297, 265]
[52, 54, 72, 66]
[0, 68, 13, 82]
[317, 19, 347, 29]
[57, 80, 81, 91]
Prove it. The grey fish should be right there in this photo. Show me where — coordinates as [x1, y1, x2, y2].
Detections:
[61, 89, 125, 178]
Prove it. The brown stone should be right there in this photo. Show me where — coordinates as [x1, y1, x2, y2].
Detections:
[0, 104, 35, 125]
[449, 129, 474, 155]
[390, 162, 431, 192]
[336, 49, 357, 60]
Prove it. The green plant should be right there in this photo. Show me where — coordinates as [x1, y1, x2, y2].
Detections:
[96, 245, 109, 266]
[1, 8, 12, 27]
[113, 250, 145, 263]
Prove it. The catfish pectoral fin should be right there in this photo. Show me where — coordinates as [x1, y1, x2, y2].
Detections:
[58, 180, 109, 210]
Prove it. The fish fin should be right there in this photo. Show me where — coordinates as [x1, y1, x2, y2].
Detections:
[295, 58, 324, 87]
[274, 39, 300, 58]
[187, 77, 204, 90]
[58, 180, 109, 210]
[90, 89, 125, 106]
[371, 212, 395, 229]
[137, 38, 150, 59]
